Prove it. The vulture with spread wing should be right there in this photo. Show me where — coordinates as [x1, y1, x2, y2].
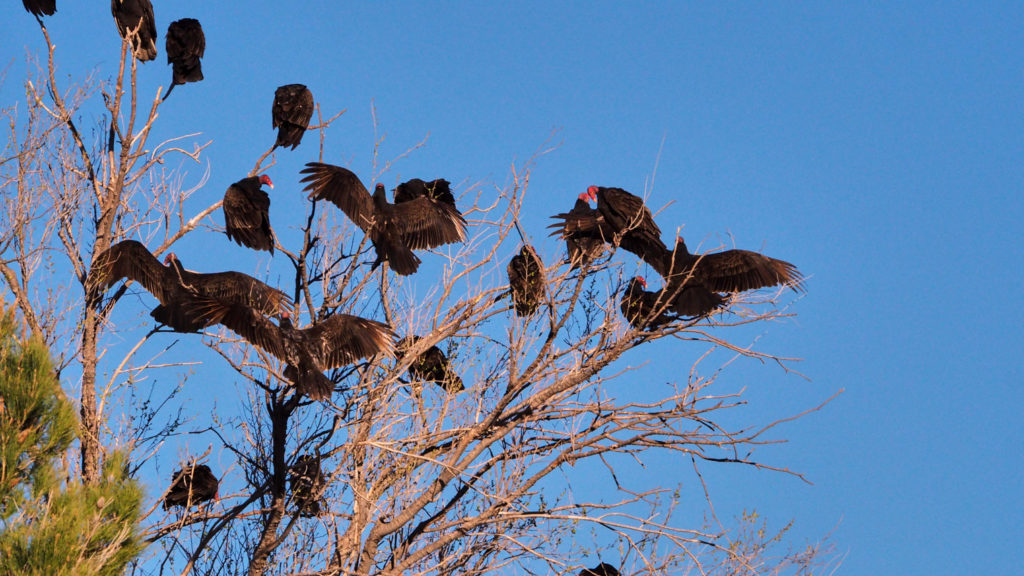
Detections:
[300, 163, 467, 275]
[289, 455, 326, 517]
[163, 18, 204, 101]
[191, 303, 395, 400]
[111, 0, 157, 62]
[223, 175, 275, 253]
[507, 244, 545, 316]
[620, 277, 677, 330]
[23, 0, 55, 16]
[272, 84, 314, 150]
[393, 178, 455, 205]
[163, 464, 218, 509]
[398, 336, 464, 393]
[91, 240, 290, 332]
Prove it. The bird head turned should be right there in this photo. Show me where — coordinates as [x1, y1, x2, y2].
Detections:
[259, 174, 274, 189]
[585, 186, 599, 203]
[163, 252, 178, 265]
[635, 276, 647, 288]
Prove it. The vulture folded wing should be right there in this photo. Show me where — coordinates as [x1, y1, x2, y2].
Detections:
[299, 163, 375, 233]
[223, 183, 274, 252]
[91, 240, 173, 300]
[390, 196, 467, 250]
[302, 313, 396, 369]
[693, 250, 805, 293]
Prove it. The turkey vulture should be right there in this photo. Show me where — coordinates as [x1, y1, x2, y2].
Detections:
[507, 244, 544, 316]
[91, 240, 290, 332]
[620, 277, 677, 330]
[299, 163, 468, 276]
[163, 18, 205, 101]
[393, 178, 455, 205]
[659, 237, 805, 294]
[289, 455, 325, 517]
[23, 0, 55, 16]
[272, 84, 314, 150]
[163, 464, 218, 509]
[398, 336, 464, 393]
[579, 563, 620, 576]
[223, 175, 275, 253]
[190, 303, 396, 401]
[111, 0, 157, 62]
[548, 192, 606, 268]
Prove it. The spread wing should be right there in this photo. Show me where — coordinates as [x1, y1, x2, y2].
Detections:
[188, 298, 288, 361]
[299, 163, 375, 233]
[300, 313, 396, 369]
[91, 240, 173, 301]
[394, 178, 456, 206]
[388, 195, 467, 250]
[692, 250, 805, 293]
[184, 271, 291, 317]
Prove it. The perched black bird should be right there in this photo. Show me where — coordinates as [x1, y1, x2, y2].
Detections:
[300, 163, 467, 276]
[23, 0, 56, 16]
[272, 84, 314, 150]
[619, 277, 677, 330]
[579, 563, 620, 576]
[507, 244, 544, 316]
[91, 240, 290, 332]
[163, 464, 218, 509]
[550, 186, 667, 271]
[223, 175, 275, 254]
[111, 0, 157, 62]
[289, 455, 326, 517]
[398, 336, 464, 393]
[191, 304, 396, 401]
[163, 18, 205, 101]
[550, 191, 606, 269]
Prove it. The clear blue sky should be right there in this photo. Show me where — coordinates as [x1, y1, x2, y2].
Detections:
[3, 3, 1022, 574]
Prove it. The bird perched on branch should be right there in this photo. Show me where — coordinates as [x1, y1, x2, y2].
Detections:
[620, 276, 677, 330]
[23, 0, 56, 17]
[163, 18, 205, 101]
[549, 192, 606, 268]
[272, 84, 314, 150]
[300, 163, 467, 276]
[398, 336, 464, 393]
[289, 455, 326, 517]
[223, 174, 275, 253]
[507, 244, 545, 316]
[111, 0, 157, 62]
[91, 240, 290, 332]
[163, 464, 218, 509]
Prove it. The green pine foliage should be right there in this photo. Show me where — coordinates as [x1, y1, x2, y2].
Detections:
[0, 306, 144, 576]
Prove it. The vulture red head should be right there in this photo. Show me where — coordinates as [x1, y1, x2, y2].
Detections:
[577, 191, 592, 203]
[636, 276, 647, 288]
[259, 174, 274, 189]
[585, 186, 599, 202]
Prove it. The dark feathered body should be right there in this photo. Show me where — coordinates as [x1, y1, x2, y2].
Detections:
[549, 193, 607, 268]
[190, 304, 396, 401]
[591, 186, 668, 268]
[507, 244, 545, 316]
[394, 178, 456, 206]
[398, 336, 464, 393]
[91, 240, 290, 332]
[300, 163, 468, 276]
[23, 0, 56, 16]
[580, 563, 620, 576]
[111, 0, 157, 61]
[223, 175, 275, 253]
[163, 464, 218, 509]
[620, 277, 677, 330]
[163, 18, 204, 100]
[272, 84, 314, 150]
[289, 455, 326, 517]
